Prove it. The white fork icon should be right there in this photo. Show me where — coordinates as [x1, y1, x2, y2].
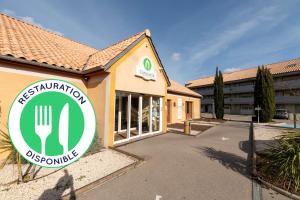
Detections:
[35, 106, 52, 155]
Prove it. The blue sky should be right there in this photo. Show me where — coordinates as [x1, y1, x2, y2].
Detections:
[1, 0, 300, 84]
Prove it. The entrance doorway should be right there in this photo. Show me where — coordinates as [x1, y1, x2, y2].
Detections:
[114, 92, 162, 144]
[167, 100, 171, 123]
[185, 101, 193, 120]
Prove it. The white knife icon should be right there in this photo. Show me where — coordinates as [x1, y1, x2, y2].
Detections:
[59, 103, 69, 154]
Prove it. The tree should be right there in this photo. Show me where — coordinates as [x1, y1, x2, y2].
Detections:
[213, 67, 224, 119]
[254, 65, 275, 122]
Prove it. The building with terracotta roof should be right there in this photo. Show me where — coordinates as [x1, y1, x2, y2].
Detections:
[186, 58, 300, 118]
[166, 80, 202, 123]
[0, 13, 174, 148]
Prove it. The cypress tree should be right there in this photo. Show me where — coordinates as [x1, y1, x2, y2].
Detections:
[214, 67, 224, 119]
[254, 65, 275, 122]
[218, 70, 224, 118]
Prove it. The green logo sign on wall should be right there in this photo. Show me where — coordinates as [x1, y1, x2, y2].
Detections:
[143, 58, 152, 71]
[136, 56, 157, 80]
[8, 80, 96, 168]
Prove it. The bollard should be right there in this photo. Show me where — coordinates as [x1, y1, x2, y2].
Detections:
[184, 120, 191, 134]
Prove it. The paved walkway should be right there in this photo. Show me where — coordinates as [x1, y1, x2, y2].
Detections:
[79, 121, 290, 200]
[201, 113, 253, 122]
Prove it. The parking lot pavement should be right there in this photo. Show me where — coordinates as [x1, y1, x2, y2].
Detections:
[78, 121, 290, 200]
[201, 113, 252, 122]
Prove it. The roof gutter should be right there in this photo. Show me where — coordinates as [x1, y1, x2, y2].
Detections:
[167, 90, 202, 98]
[0, 55, 105, 76]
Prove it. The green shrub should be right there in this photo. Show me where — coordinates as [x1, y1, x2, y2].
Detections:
[262, 131, 300, 192]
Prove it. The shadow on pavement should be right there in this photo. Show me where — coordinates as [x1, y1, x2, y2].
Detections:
[38, 169, 76, 200]
[198, 147, 251, 178]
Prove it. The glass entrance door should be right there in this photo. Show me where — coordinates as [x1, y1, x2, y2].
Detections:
[142, 95, 150, 134]
[130, 94, 139, 137]
[114, 93, 129, 142]
[114, 92, 162, 144]
[152, 97, 161, 132]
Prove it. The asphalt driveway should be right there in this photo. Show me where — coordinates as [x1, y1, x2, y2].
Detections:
[78, 121, 290, 200]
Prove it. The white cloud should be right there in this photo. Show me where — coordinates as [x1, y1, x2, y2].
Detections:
[191, 20, 257, 63]
[171, 52, 181, 62]
[20, 16, 42, 27]
[2, 9, 15, 16]
[224, 67, 241, 73]
[2, 9, 63, 35]
[189, 5, 283, 66]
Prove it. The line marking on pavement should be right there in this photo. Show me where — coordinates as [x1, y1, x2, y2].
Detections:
[252, 180, 262, 200]
[221, 137, 229, 141]
[155, 195, 162, 200]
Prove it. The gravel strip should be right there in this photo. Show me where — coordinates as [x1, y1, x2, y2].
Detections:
[254, 124, 285, 152]
[0, 149, 135, 200]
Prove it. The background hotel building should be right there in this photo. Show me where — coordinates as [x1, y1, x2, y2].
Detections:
[186, 58, 300, 119]
[0, 13, 201, 154]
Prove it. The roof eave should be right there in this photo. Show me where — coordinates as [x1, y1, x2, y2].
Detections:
[102, 34, 146, 71]
[0, 55, 84, 74]
[101, 33, 171, 87]
[167, 89, 202, 98]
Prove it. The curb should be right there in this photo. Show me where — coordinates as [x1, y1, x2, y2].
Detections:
[251, 122, 257, 177]
[109, 147, 145, 162]
[113, 132, 165, 147]
[257, 177, 300, 200]
[250, 122, 261, 200]
[251, 123, 300, 200]
[62, 149, 143, 199]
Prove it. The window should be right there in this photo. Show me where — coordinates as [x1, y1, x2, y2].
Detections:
[114, 92, 162, 144]
[152, 97, 161, 132]
[177, 98, 183, 119]
[224, 105, 230, 110]
[241, 105, 253, 110]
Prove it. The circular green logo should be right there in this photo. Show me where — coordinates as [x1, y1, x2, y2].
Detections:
[143, 58, 152, 71]
[8, 80, 96, 168]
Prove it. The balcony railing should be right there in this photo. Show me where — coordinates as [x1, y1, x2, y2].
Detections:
[274, 79, 300, 90]
[202, 98, 213, 105]
[224, 97, 254, 104]
[275, 96, 300, 104]
[195, 88, 213, 96]
[194, 79, 300, 97]
[224, 85, 254, 94]
[203, 96, 300, 105]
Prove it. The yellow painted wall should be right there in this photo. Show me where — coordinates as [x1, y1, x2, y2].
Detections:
[114, 38, 167, 96]
[86, 73, 109, 146]
[107, 37, 169, 146]
[0, 62, 87, 159]
[0, 62, 87, 125]
[166, 93, 201, 123]
[0, 37, 170, 153]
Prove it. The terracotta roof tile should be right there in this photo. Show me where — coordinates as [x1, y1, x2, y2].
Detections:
[84, 31, 144, 70]
[187, 57, 300, 88]
[168, 80, 202, 98]
[0, 13, 147, 72]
